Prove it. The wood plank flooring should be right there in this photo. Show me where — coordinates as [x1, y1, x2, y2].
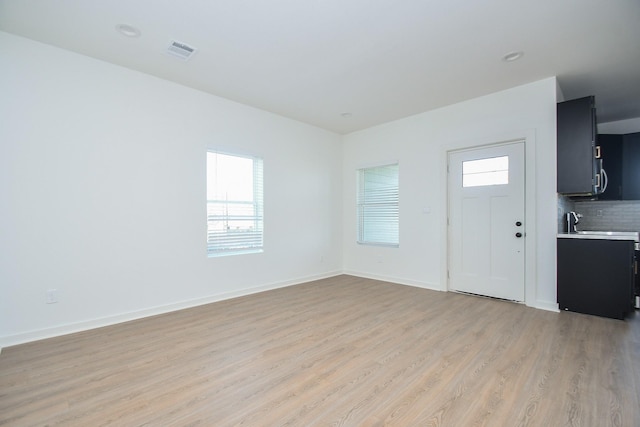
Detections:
[1, 275, 639, 426]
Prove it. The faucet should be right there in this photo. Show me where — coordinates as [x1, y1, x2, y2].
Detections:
[566, 211, 582, 233]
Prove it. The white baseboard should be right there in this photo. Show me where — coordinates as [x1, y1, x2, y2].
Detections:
[532, 300, 560, 313]
[342, 270, 444, 292]
[345, 271, 562, 315]
[0, 271, 560, 352]
[0, 271, 343, 349]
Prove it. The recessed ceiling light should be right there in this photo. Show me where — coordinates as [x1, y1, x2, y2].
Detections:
[340, 112, 353, 118]
[502, 51, 523, 62]
[115, 24, 141, 38]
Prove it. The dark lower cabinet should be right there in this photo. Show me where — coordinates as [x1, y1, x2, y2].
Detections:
[557, 238, 635, 319]
[636, 250, 640, 307]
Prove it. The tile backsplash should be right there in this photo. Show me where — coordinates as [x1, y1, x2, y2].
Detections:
[557, 195, 576, 232]
[573, 200, 640, 232]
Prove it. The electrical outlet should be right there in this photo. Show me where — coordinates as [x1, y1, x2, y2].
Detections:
[45, 289, 58, 304]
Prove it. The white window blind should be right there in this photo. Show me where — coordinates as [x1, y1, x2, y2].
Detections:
[357, 163, 399, 246]
[207, 151, 263, 257]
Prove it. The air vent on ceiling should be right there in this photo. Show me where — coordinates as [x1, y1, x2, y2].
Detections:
[166, 40, 197, 61]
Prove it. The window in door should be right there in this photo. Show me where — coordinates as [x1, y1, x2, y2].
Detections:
[207, 151, 263, 257]
[462, 155, 509, 187]
[357, 163, 399, 246]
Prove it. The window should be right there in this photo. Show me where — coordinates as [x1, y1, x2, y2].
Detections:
[357, 163, 399, 246]
[462, 156, 509, 187]
[207, 151, 263, 257]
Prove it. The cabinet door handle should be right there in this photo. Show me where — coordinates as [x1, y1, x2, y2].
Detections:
[595, 172, 601, 189]
[601, 169, 608, 192]
[595, 145, 601, 159]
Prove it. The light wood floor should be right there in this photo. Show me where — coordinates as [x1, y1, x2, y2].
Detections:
[1, 275, 639, 426]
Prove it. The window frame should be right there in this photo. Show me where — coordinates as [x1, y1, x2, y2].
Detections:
[356, 162, 399, 247]
[206, 150, 264, 257]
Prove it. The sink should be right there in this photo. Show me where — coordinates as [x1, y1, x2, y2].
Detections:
[575, 231, 639, 242]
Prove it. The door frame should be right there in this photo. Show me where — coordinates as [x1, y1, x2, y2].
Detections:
[439, 130, 538, 307]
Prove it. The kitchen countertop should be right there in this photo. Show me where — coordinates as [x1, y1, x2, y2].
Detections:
[557, 231, 639, 246]
[558, 233, 637, 241]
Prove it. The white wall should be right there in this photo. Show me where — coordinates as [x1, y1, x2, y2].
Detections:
[0, 32, 343, 347]
[342, 78, 559, 311]
[0, 30, 562, 347]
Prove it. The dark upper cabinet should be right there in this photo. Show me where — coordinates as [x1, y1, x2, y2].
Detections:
[622, 133, 640, 199]
[557, 96, 603, 196]
[598, 134, 623, 200]
[596, 132, 640, 200]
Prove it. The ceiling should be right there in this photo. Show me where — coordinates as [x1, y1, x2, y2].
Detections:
[1, 0, 639, 134]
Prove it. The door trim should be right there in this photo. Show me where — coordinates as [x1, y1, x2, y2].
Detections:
[439, 130, 538, 307]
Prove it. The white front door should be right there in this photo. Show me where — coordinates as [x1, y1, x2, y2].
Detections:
[448, 141, 525, 301]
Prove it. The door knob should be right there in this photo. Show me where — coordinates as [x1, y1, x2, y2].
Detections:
[515, 221, 522, 226]
[515, 232, 523, 238]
